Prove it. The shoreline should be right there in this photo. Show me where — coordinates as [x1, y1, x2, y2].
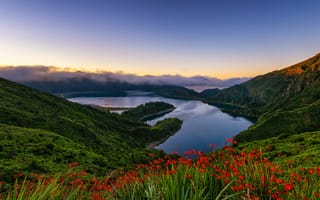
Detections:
[140, 108, 175, 121]
[146, 137, 168, 149]
[88, 104, 133, 112]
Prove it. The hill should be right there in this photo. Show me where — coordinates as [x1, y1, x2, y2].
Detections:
[21, 78, 201, 100]
[205, 53, 320, 142]
[0, 78, 182, 179]
[199, 88, 220, 98]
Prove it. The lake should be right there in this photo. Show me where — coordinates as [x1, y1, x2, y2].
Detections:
[69, 95, 253, 155]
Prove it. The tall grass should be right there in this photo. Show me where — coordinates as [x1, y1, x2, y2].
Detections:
[1, 143, 319, 200]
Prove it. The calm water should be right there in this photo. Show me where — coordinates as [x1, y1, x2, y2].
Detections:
[69, 96, 253, 154]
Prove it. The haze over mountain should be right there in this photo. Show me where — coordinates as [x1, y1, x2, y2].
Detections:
[0, 66, 249, 91]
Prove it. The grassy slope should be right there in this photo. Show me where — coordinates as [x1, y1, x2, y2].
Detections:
[208, 53, 320, 114]
[235, 99, 320, 142]
[206, 53, 320, 142]
[238, 130, 320, 169]
[0, 78, 181, 178]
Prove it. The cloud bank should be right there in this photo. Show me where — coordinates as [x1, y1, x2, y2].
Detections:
[0, 66, 250, 91]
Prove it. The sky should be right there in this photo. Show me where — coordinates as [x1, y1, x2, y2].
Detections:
[0, 0, 319, 79]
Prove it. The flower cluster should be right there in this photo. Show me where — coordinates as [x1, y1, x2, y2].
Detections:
[1, 141, 320, 199]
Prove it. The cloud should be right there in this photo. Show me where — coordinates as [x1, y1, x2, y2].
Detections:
[0, 66, 250, 91]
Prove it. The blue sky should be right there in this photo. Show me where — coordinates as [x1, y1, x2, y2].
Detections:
[0, 0, 319, 78]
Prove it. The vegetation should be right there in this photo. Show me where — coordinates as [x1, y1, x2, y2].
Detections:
[206, 53, 320, 142]
[1, 141, 319, 199]
[238, 130, 320, 169]
[235, 100, 320, 142]
[153, 85, 201, 100]
[0, 78, 182, 180]
[199, 88, 221, 98]
[122, 101, 175, 121]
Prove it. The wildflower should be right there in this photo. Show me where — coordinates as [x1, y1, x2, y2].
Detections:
[260, 176, 265, 182]
[284, 183, 294, 191]
[14, 172, 24, 178]
[68, 162, 79, 168]
[308, 168, 315, 174]
[148, 153, 155, 158]
[185, 174, 192, 179]
[227, 138, 233, 143]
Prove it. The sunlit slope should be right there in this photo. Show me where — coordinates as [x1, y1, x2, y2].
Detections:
[205, 53, 320, 141]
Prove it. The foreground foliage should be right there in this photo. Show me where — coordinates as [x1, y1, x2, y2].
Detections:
[1, 142, 319, 200]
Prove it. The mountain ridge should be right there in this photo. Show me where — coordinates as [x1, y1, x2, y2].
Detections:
[204, 53, 320, 142]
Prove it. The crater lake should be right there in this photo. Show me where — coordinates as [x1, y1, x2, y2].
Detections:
[69, 95, 253, 155]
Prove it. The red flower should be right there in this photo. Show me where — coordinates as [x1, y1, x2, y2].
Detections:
[284, 183, 294, 191]
[185, 174, 192, 179]
[260, 176, 265, 182]
[227, 138, 233, 143]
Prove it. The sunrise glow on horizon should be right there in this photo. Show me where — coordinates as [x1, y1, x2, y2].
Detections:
[0, 0, 319, 79]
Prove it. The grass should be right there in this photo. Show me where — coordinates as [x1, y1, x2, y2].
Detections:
[1, 142, 319, 199]
[238, 130, 320, 169]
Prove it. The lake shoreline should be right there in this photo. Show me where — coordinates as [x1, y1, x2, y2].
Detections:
[146, 136, 170, 149]
[140, 108, 175, 121]
[69, 96, 253, 154]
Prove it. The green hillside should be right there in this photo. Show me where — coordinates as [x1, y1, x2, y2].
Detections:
[0, 78, 182, 179]
[238, 130, 320, 169]
[206, 53, 320, 142]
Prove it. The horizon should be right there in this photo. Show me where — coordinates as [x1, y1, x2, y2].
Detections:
[0, 0, 320, 78]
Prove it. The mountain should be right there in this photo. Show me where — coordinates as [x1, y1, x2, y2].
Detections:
[0, 66, 249, 90]
[205, 53, 320, 142]
[20, 78, 201, 100]
[0, 77, 182, 180]
[199, 88, 221, 98]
